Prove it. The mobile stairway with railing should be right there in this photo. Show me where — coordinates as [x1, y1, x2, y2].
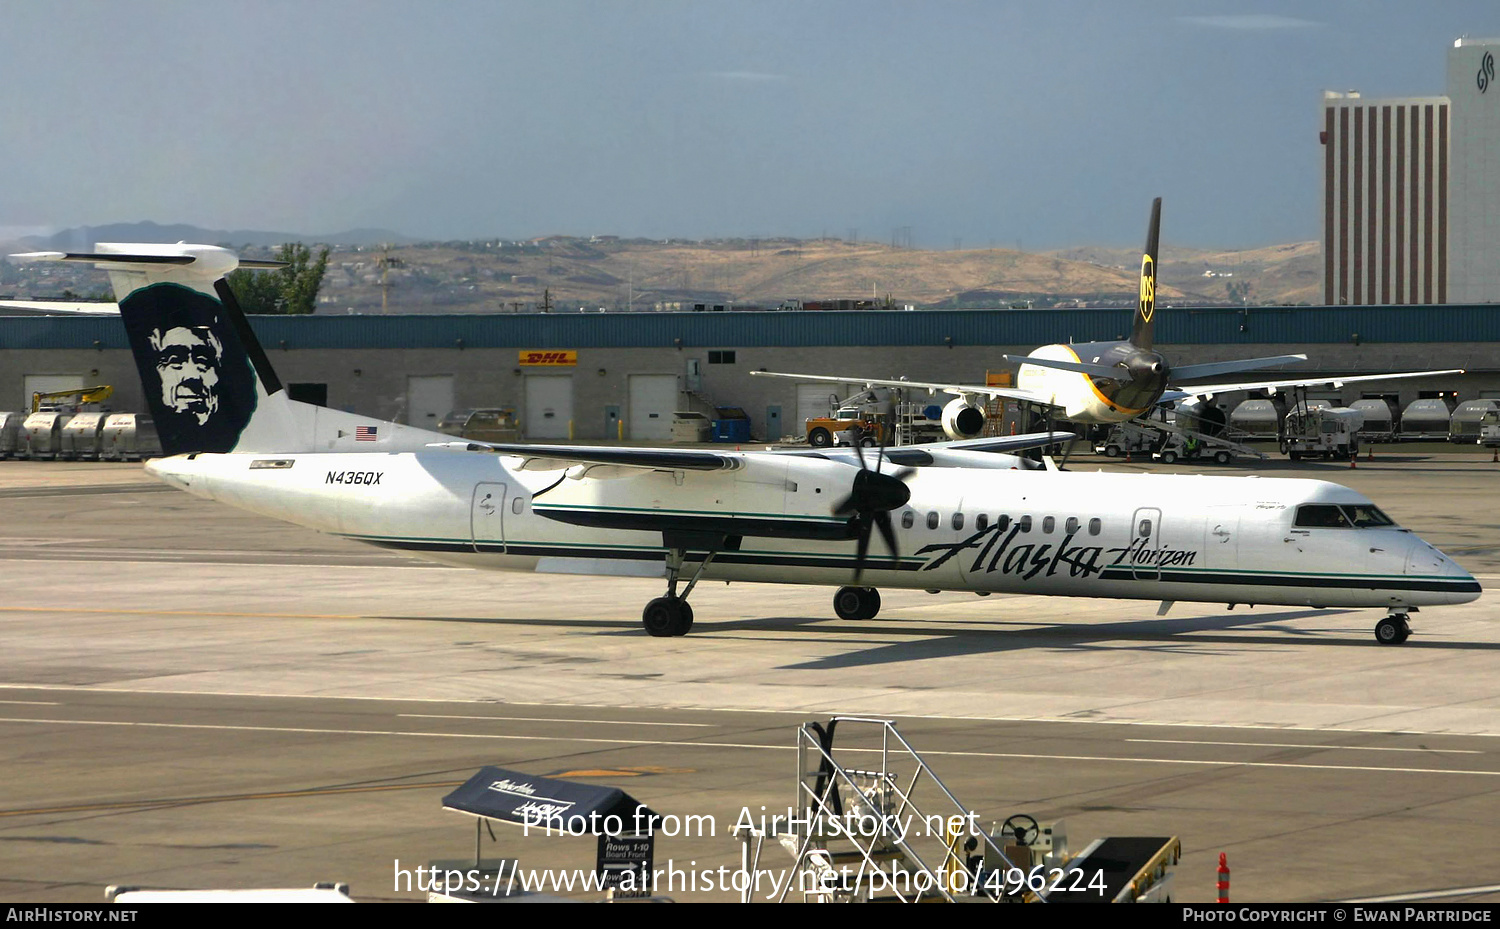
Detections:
[734, 716, 1180, 903]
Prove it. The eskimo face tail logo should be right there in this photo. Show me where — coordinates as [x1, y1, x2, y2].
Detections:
[1480, 51, 1495, 94]
[1138, 254, 1156, 323]
[149, 325, 222, 423]
[119, 283, 257, 456]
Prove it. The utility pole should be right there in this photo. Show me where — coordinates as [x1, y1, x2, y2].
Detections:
[377, 245, 403, 314]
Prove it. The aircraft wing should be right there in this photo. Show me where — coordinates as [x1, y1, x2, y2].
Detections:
[426, 442, 744, 472]
[429, 430, 1074, 473]
[1159, 368, 1466, 404]
[747, 369, 1055, 405]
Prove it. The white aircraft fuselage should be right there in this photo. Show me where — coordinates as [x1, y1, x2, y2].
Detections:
[148, 450, 1478, 611]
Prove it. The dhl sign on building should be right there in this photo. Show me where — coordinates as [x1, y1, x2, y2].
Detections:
[519, 350, 577, 366]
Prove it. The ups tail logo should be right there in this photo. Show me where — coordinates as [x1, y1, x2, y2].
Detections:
[1138, 255, 1156, 323]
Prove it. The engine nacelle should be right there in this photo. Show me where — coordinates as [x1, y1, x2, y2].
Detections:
[941, 397, 986, 440]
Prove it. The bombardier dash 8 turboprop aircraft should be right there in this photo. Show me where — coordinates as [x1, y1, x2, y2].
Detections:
[751, 199, 1461, 438]
[10, 243, 1479, 644]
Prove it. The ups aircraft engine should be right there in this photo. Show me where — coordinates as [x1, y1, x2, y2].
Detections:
[942, 397, 985, 439]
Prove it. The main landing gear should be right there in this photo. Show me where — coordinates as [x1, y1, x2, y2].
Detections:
[642, 544, 719, 637]
[833, 586, 881, 620]
[1375, 609, 1413, 645]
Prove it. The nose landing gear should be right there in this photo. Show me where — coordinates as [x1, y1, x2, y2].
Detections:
[1375, 610, 1412, 645]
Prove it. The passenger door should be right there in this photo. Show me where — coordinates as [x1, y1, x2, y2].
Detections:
[1130, 507, 1163, 580]
[471, 482, 508, 554]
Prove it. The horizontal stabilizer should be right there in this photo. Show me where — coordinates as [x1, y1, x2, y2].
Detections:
[1003, 353, 1127, 379]
[10, 251, 195, 265]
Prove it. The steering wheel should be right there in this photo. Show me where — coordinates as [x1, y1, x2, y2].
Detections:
[1002, 814, 1041, 847]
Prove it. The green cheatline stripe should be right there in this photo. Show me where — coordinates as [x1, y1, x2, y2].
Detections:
[337, 533, 926, 563]
[533, 502, 841, 522]
[1105, 565, 1446, 582]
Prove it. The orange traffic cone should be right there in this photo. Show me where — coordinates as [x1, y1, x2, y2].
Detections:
[1217, 853, 1230, 904]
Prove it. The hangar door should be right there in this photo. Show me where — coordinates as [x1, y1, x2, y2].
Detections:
[24, 375, 84, 410]
[629, 374, 679, 441]
[525, 375, 574, 439]
[796, 383, 853, 429]
[407, 375, 454, 429]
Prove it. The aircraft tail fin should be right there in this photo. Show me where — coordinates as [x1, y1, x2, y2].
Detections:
[8, 243, 442, 457]
[1129, 197, 1161, 351]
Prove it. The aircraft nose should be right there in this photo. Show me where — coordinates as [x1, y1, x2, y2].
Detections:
[1405, 536, 1483, 603]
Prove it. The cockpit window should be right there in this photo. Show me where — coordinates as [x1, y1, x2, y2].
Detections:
[1294, 504, 1351, 528]
[1341, 504, 1396, 528]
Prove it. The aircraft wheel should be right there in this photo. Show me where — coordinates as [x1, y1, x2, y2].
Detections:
[833, 586, 881, 620]
[809, 427, 833, 448]
[643, 597, 692, 637]
[1375, 615, 1410, 645]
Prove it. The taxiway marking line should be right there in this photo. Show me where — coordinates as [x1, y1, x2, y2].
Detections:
[0, 780, 466, 818]
[398, 714, 713, 727]
[2, 683, 1498, 741]
[1127, 738, 1482, 755]
[1344, 883, 1500, 903]
[0, 717, 1497, 779]
[0, 700, 59, 706]
[0, 606, 368, 620]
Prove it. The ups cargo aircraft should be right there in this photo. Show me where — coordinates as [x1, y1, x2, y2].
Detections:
[10, 243, 1479, 645]
[751, 198, 1461, 435]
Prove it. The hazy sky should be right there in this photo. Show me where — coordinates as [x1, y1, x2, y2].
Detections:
[3, 1, 1496, 248]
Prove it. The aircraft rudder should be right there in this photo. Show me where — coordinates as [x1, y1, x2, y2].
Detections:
[1129, 197, 1161, 351]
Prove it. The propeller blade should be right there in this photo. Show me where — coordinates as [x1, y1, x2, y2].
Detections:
[852, 513, 873, 584]
[874, 510, 899, 562]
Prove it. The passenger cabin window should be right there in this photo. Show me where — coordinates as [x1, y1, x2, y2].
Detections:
[952, 513, 964, 530]
[1088, 518, 1101, 536]
[1295, 504, 1353, 528]
[1042, 516, 1055, 534]
[901, 510, 914, 529]
[927, 511, 940, 530]
[512, 497, 527, 515]
[976, 514, 989, 531]
[1018, 515, 1032, 532]
[998, 515, 1011, 532]
[1137, 518, 1152, 538]
[1065, 517, 1079, 534]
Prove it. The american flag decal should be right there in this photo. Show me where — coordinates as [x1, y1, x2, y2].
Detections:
[355, 426, 378, 442]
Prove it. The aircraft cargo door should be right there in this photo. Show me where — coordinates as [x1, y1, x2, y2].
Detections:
[471, 483, 507, 554]
[628, 374, 678, 442]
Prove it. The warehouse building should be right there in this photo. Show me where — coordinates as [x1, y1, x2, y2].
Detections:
[0, 307, 1488, 441]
